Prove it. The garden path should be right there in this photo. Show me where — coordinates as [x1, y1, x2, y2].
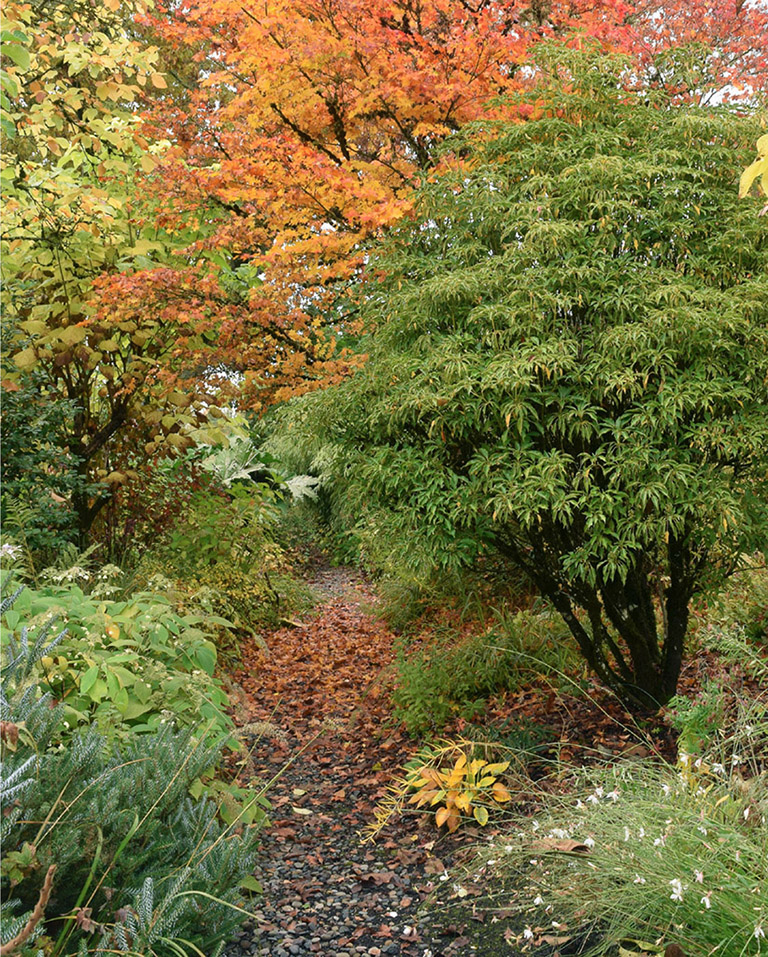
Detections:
[222, 566, 519, 957]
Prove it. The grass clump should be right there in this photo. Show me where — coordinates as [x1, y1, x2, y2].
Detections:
[392, 607, 579, 735]
[470, 680, 767, 955]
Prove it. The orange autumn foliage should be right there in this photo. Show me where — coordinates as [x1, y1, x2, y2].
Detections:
[117, 0, 768, 409]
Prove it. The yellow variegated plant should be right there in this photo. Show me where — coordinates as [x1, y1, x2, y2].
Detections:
[405, 742, 513, 832]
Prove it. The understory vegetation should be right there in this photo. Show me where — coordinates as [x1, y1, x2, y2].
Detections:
[2, 14, 767, 956]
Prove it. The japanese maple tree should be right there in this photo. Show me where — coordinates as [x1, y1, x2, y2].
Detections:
[133, 0, 768, 409]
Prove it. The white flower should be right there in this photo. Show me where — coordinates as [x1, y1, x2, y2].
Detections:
[487, 859, 497, 866]
[453, 884, 468, 898]
[694, 757, 703, 769]
[669, 879, 684, 902]
[533, 895, 544, 906]
[523, 927, 534, 940]
[624, 827, 630, 842]
[531, 820, 540, 831]
[754, 925, 765, 940]
[661, 783, 672, 797]
[654, 836, 666, 847]
[634, 874, 647, 884]
[700, 893, 712, 909]
[712, 763, 725, 775]
[744, 807, 751, 821]
[732, 754, 743, 765]
[439, 873, 449, 881]
[551, 828, 568, 839]
[586, 794, 599, 804]
[575, 799, 584, 809]
[694, 870, 704, 883]
[638, 827, 645, 839]
[697, 825, 708, 836]
[0, 543, 20, 559]
[504, 845, 514, 853]
[583, 837, 595, 849]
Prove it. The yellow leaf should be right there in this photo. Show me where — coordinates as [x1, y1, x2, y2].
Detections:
[492, 783, 512, 803]
[435, 807, 451, 828]
[13, 348, 37, 371]
[739, 156, 768, 198]
[477, 775, 497, 788]
[140, 154, 157, 173]
[485, 761, 510, 775]
[106, 623, 120, 640]
[454, 792, 472, 813]
[151, 73, 168, 89]
[473, 805, 489, 826]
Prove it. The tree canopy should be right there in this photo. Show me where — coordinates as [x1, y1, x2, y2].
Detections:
[316, 52, 768, 706]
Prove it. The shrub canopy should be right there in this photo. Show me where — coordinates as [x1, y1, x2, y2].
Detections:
[325, 54, 768, 707]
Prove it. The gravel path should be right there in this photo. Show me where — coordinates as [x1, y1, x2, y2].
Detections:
[222, 567, 525, 957]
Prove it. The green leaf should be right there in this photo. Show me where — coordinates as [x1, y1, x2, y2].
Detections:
[80, 664, 100, 695]
[3, 42, 30, 71]
[194, 642, 217, 675]
[240, 875, 263, 894]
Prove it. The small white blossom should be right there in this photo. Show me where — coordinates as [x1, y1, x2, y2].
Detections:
[624, 827, 630, 842]
[712, 763, 725, 775]
[531, 820, 540, 831]
[594, 786, 604, 798]
[732, 754, 743, 765]
[439, 873, 449, 881]
[575, 799, 584, 809]
[661, 784, 672, 797]
[607, 789, 620, 802]
[0, 543, 20, 559]
[453, 884, 468, 898]
[754, 925, 765, 940]
[586, 794, 599, 805]
[523, 927, 534, 940]
[638, 827, 645, 839]
[694, 870, 704, 883]
[533, 895, 544, 906]
[634, 874, 646, 884]
[701, 893, 712, 909]
[669, 879, 684, 902]
[654, 836, 666, 847]
[583, 837, 595, 849]
[697, 825, 708, 836]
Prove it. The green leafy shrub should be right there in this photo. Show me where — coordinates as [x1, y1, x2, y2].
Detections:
[711, 559, 768, 645]
[0, 600, 267, 957]
[0, 573, 234, 746]
[392, 609, 577, 735]
[138, 481, 314, 636]
[314, 47, 768, 707]
[0, 352, 85, 564]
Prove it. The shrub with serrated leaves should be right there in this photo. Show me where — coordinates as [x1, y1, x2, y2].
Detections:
[314, 48, 768, 708]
